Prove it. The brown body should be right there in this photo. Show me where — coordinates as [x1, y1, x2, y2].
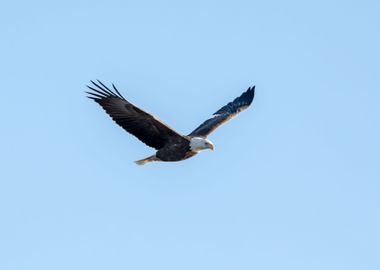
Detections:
[156, 141, 195, 161]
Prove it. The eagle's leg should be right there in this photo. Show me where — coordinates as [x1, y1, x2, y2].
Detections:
[134, 155, 160, 166]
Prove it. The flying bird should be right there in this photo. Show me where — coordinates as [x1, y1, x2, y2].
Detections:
[86, 81, 255, 165]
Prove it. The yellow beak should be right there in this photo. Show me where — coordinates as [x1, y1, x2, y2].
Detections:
[209, 144, 215, 151]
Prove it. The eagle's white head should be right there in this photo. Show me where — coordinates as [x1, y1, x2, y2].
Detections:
[190, 137, 215, 152]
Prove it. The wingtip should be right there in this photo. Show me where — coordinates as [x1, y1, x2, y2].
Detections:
[249, 85, 255, 97]
[241, 85, 255, 105]
[86, 79, 125, 99]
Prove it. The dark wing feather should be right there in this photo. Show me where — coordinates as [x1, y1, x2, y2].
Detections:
[189, 86, 255, 138]
[87, 80, 187, 150]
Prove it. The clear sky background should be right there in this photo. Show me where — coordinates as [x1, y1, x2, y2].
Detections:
[1, 1, 379, 269]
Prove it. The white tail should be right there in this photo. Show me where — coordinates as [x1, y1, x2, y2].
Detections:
[134, 155, 160, 166]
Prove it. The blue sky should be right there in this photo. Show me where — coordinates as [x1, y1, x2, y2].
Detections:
[1, 1, 379, 269]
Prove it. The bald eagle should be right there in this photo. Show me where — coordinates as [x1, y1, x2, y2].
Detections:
[87, 81, 255, 165]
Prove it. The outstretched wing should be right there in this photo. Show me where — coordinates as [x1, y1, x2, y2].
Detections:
[86, 80, 188, 150]
[189, 86, 255, 138]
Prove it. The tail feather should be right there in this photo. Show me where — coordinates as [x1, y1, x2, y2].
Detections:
[134, 155, 160, 166]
